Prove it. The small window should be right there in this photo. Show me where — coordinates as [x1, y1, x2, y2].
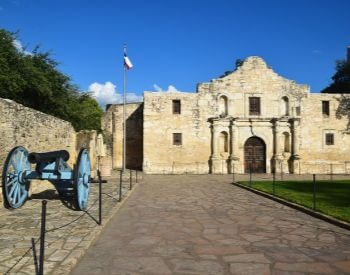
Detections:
[172, 100, 181, 114]
[249, 97, 260, 115]
[296, 106, 301, 116]
[325, 133, 334, 145]
[322, 101, 330, 116]
[173, 133, 182, 145]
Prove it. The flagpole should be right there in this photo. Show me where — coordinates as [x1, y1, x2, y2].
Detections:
[123, 44, 127, 173]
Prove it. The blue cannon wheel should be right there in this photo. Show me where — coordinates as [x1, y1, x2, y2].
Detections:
[2, 146, 31, 209]
[74, 148, 91, 211]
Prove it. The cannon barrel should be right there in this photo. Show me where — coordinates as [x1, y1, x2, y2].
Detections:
[28, 150, 70, 164]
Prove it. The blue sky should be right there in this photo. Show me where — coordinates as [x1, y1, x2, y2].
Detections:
[1, 0, 349, 106]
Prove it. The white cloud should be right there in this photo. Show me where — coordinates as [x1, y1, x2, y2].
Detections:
[152, 84, 180, 92]
[88, 81, 143, 108]
[312, 49, 321, 54]
[153, 84, 162, 92]
[13, 39, 33, 55]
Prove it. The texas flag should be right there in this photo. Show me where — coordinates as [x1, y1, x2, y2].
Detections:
[124, 53, 133, 70]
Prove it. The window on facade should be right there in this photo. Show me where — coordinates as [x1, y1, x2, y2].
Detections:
[281, 96, 289, 116]
[322, 101, 330, 116]
[249, 97, 260, 115]
[173, 133, 182, 145]
[296, 106, 301, 116]
[172, 100, 181, 114]
[325, 133, 334, 145]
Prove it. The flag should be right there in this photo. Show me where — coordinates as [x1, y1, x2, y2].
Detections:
[124, 53, 133, 70]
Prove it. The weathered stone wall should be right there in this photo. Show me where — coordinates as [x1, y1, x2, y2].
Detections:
[298, 93, 350, 174]
[0, 98, 77, 202]
[141, 57, 350, 174]
[102, 103, 143, 170]
[0, 98, 108, 203]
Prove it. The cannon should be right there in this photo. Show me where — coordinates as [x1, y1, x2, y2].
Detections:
[1, 146, 91, 210]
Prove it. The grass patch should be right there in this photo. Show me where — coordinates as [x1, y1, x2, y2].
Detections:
[240, 180, 350, 223]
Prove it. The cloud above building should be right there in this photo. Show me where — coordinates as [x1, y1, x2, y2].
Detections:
[152, 84, 180, 92]
[88, 81, 143, 108]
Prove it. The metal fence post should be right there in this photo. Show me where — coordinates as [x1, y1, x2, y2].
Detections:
[119, 170, 123, 202]
[273, 171, 276, 195]
[130, 170, 132, 190]
[313, 174, 316, 210]
[39, 200, 47, 275]
[98, 169, 102, 225]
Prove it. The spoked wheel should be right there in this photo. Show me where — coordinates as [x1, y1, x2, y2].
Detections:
[2, 146, 31, 209]
[74, 148, 91, 211]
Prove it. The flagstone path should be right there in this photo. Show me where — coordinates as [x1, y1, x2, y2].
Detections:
[71, 174, 350, 275]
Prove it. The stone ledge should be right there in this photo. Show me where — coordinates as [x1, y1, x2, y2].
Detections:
[233, 181, 350, 231]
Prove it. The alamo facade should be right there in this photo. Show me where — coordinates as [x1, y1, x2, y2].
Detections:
[102, 56, 350, 175]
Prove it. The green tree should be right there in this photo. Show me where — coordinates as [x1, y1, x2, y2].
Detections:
[322, 59, 350, 93]
[0, 29, 103, 131]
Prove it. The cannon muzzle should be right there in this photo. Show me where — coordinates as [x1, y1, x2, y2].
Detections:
[28, 150, 70, 164]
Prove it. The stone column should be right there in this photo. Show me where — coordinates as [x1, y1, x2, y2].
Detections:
[291, 119, 301, 173]
[229, 121, 239, 173]
[273, 119, 282, 173]
[210, 122, 221, 174]
[212, 124, 219, 158]
[292, 119, 300, 157]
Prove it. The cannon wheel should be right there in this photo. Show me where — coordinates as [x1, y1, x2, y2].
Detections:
[74, 148, 91, 211]
[2, 146, 31, 209]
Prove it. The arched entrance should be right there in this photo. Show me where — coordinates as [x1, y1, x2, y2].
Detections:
[244, 136, 266, 173]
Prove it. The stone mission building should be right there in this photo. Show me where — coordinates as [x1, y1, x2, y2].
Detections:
[103, 56, 350, 174]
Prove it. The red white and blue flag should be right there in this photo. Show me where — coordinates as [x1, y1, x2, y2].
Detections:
[124, 53, 133, 70]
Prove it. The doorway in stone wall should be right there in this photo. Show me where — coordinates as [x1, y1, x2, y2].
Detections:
[244, 136, 266, 173]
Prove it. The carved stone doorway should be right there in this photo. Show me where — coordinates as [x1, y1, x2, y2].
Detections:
[244, 136, 266, 173]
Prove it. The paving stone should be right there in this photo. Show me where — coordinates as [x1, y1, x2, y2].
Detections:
[70, 175, 350, 275]
[275, 262, 335, 273]
[223, 253, 271, 263]
[0, 173, 135, 274]
[170, 258, 224, 274]
[229, 262, 271, 275]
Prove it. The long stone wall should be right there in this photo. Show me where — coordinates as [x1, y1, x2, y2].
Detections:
[0, 98, 77, 202]
[0, 98, 109, 203]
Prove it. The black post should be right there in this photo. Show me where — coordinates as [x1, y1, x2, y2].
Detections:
[313, 174, 316, 210]
[39, 200, 47, 275]
[273, 171, 276, 195]
[130, 170, 132, 190]
[98, 169, 102, 225]
[119, 170, 123, 202]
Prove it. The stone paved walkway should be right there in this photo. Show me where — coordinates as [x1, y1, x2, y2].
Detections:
[0, 171, 138, 275]
[72, 175, 350, 275]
